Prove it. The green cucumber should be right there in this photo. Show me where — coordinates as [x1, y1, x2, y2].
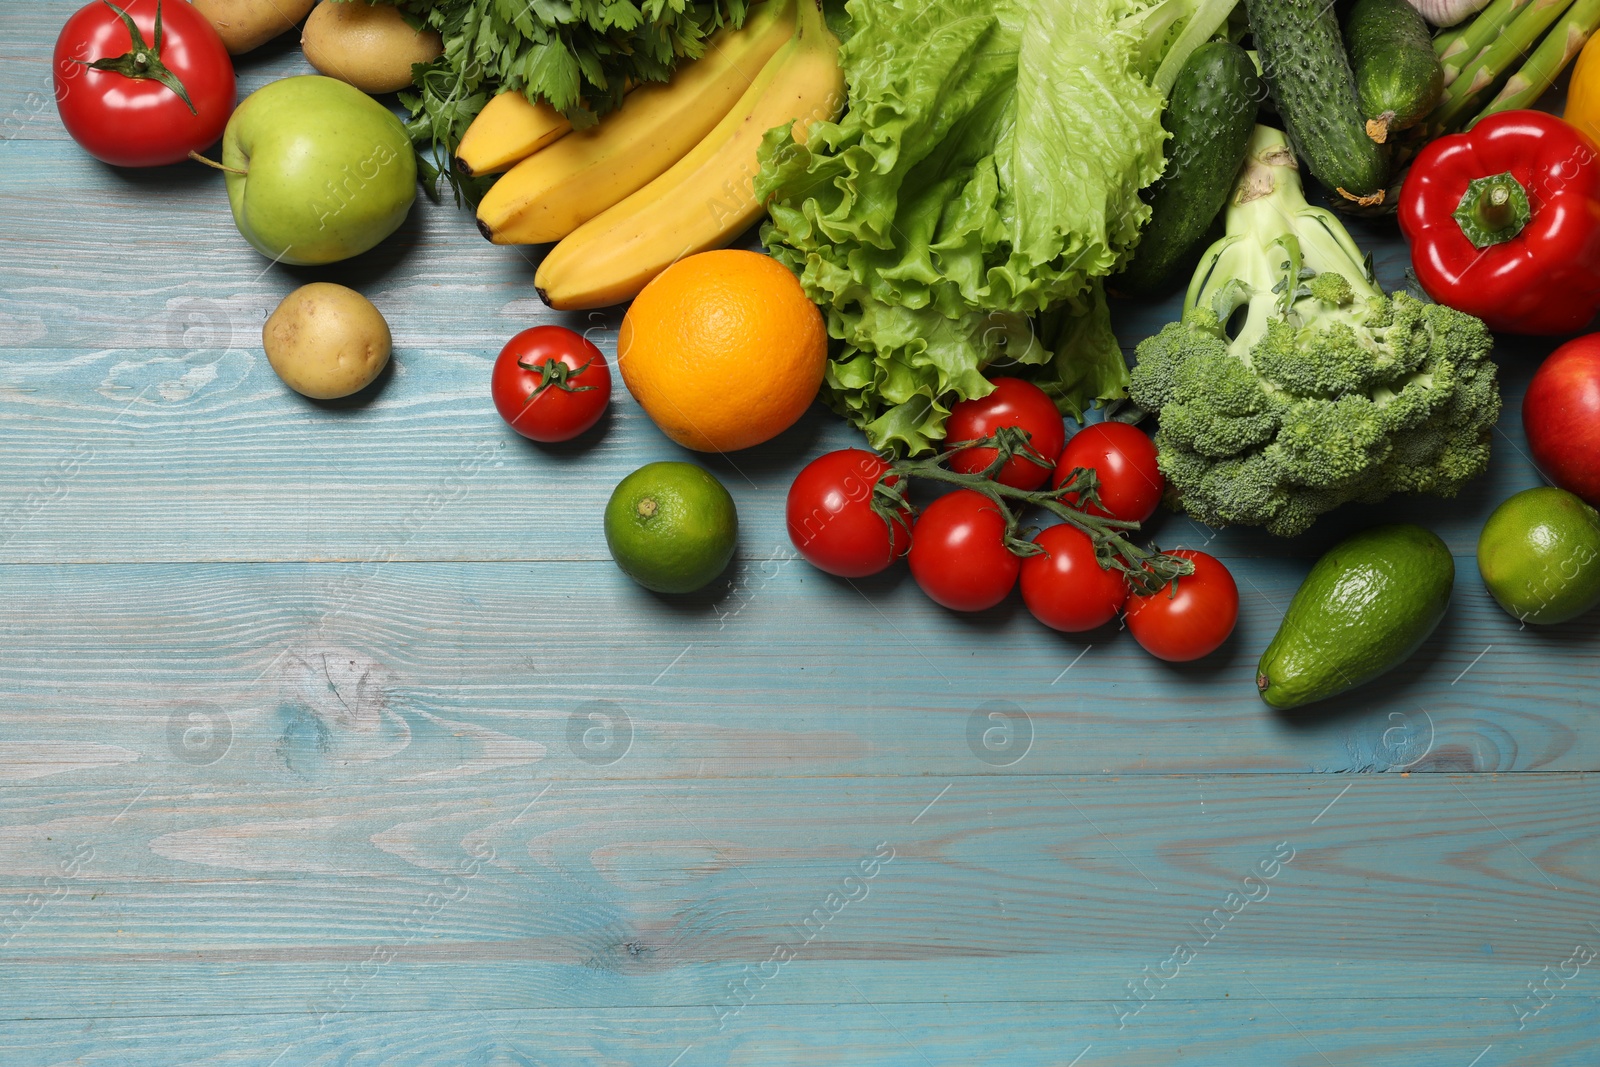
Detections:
[1119, 41, 1261, 296]
[1345, 0, 1444, 144]
[1243, 0, 1391, 202]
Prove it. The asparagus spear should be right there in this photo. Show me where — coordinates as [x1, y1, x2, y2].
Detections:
[1437, 0, 1534, 85]
[1430, 0, 1577, 130]
[1476, 0, 1600, 119]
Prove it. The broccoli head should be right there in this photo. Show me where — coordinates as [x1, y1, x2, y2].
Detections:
[1128, 126, 1500, 538]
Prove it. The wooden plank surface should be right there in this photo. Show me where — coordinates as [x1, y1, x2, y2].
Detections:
[0, 560, 1593, 778]
[1, 3, 1596, 1066]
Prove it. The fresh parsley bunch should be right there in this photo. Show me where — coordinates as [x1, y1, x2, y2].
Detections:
[360, 0, 751, 191]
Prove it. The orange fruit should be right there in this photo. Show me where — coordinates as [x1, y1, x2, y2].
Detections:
[617, 250, 827, 452]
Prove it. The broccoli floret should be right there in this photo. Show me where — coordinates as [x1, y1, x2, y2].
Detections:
[1306, 271, 1355, 306]
[1128, 127, 1501, 539]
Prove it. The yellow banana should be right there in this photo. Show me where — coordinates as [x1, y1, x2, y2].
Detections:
[535, 0, 844, 310]
[455, 91, 571, 178]
[475, 0, 798, 246]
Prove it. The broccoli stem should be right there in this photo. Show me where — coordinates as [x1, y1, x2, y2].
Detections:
[1429, 0, 1578, 132]
[1474, 0, 1600, 120]
[1186, 126, 1381, 338]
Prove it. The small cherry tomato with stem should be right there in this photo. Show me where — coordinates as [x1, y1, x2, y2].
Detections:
[1020, 524, 1129, 632]
[944, 378, 1065, 490]
[1125, 549, 1239, 662]
[883, 427, 1191, 612]
[54, 0, 235, 168]
[491, 325, 611, 442]
[908, 489, 1022, 612]
[1053, 421, 1164, 523]
[787, 449, 912, 578]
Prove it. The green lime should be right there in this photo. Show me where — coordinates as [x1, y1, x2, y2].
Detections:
[1478, 486, 1600, 625]
[605, 462, 738, 594]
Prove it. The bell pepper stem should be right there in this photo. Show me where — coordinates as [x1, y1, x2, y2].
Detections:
[1452, 171, 1533, 248]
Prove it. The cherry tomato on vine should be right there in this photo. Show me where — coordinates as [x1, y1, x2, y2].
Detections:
[1020, 524, 1129, 632]
[54, 0, 235, 168]
[944, 378, 1065, 490]
[491, 326, 612, 442]
[908, 489, 1020, 611]
[1052, 421, 1164, 524]
[1125, 550, 1238, 662]
[787, 449, 910, 578]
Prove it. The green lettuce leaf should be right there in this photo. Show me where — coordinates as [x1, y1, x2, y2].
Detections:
[758, 0, 1169, 453]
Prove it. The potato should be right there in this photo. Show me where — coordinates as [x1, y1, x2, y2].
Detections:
[263, 283, 391, 400]
[302, 1, 444, 95]
[189, 0, 316, 55]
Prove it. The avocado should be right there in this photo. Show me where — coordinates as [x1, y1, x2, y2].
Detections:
[1257, 524, 1454, 709]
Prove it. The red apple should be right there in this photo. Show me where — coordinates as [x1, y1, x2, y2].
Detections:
[1524, 334, 1600, 507]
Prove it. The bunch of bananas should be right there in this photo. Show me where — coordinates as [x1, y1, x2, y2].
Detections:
[459, 0, 844, 311]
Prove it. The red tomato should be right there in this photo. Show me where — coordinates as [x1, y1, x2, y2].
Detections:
[54, 0, 235, 167]
[1125, 550, 1239, 662]
[1020, 524, 1129, 632]
[1524, 333, 1600, 507]
[491, 326, 612, 442]
[944, 378, 1065, 490]
[787, 449, 911, 578]
[908, 489, 1020, 611]
[1052, 421, 1164, 523]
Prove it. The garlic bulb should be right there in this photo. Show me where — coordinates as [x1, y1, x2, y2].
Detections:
[1407, 0, 1494, 27]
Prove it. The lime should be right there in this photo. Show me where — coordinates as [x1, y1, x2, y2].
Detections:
[604, 462, 738, 594]
[1477, 486, 1600, 625]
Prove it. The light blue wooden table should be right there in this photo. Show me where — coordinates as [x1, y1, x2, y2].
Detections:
[2, 5, 1596, 1065]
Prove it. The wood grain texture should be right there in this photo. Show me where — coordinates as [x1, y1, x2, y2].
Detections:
[0, 560, 1593, 778]
[4, 1000, 1596, 1067]
[2, 1, 1596, 1064]
[1, 776, 1596, 1040]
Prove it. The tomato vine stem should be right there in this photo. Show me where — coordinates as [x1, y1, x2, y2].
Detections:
[870, 426, 1193, 596]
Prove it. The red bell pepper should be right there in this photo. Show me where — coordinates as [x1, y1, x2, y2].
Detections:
[1399, 110, 1600, 336]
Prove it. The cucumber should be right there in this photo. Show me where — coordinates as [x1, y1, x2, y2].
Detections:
[1243, 0, 1390, 202]
[1119, 42, 1261, 297]
[1344, 0, 1444, 144]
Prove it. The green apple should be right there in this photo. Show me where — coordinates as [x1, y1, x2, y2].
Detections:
[222, 76, 416, 266]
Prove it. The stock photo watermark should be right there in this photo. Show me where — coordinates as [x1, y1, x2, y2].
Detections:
[165, 701, 233, 766]
[712, 841, 895, 1029]
[310, 438, 505, 632]
[1, 45, 88, 147]
[311, 839, 498, 1028]
[967, 700, 1032, 767]
[0, 843, 95, 950]
[313, 141, 402, 231]
[715, 545, 798, 630]
[1510, 928, 1600, 1031]
[1111, 841, 1297, 1029]
[567, 700, 633, 766]
[0, 442, 92, 550]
